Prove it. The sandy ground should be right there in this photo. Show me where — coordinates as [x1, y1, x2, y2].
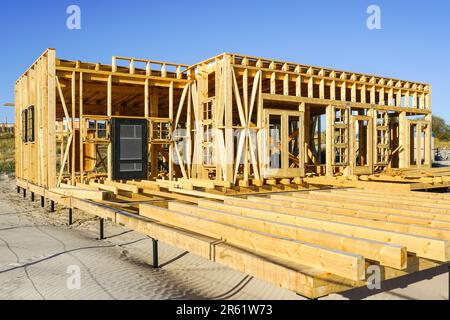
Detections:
[0, 175, 448, 300]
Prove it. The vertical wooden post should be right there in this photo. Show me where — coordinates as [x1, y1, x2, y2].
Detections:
[367, 108, 375, 174]
[295, 66, 302, 97]
[243, 67, 249, 182]
[298, 102, 306, 177]
[425, 114, 432, 167]
[186, 85, 192, 179]
[398, 111, 408, 168]
[144, 79, 149, 118]
[317, 114, 322, 164]
[416, 122, 422, 168]
[107, 75, 112, 181]
[79, 72, 84, 183]
[150, 87, 159, 179]
[348, 111, 354, 176]
[326, 105, 333, 176]
[303, 104, 311, 166]
[47, 49, 57, 188]
[410, 124, 416, 165]
[425, 86, 432, 167]
[111, 56, 117, 72]
[36, 61, 42, 186]
[224, 55, 234, 183]
[169, 82, 174, 180]
[14, 82, 22, 180]
[372, 109, 378, 169]
[41, 56, 49, 187]
[144, 79, 150, 178]
[256, 68, 264, 182]
[71, 71, 76, 185]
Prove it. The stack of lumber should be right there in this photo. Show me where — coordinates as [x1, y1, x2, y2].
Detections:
[383, 167, 450, 178]
[18, 176, 448, 298]
[139, 188, 450, 297]
[305, 173, 450, 191]
[360, 167, 450, 187]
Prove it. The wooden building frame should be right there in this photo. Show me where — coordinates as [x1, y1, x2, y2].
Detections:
[14, 49, 433, 189]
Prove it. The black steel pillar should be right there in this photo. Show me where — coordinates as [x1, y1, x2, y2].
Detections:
[152, 238, 159, 268]
[31, 192, 35, 202]
[50, 200, 55, 212]
[40, 196, 45, 208]
[99, 218, 104, 240]
[68, 208, 73, 225]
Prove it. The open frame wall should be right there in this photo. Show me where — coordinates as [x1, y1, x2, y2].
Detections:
[15, 49, 433, 189]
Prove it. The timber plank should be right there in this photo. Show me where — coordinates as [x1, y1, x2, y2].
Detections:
[174, 201, 406, 269]
[49, 187, 109, 200]
[269, 194, 450, 242]
[225, 197, 450, 262]
[139, 204, 366, 281]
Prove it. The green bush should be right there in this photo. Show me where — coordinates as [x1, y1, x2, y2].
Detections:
[432, 116, 450, 141]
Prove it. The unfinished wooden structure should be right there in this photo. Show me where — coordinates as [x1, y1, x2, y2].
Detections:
[14, 49, 450, 299]
[15, 49, 435, 189]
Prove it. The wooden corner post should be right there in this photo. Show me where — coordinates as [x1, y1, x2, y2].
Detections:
[47, 49, 57, 188]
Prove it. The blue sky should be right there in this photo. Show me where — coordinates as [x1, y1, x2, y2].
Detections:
[0, 0, 449, 123]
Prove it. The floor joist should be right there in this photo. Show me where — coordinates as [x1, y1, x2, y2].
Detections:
[139, 204, 366, 281]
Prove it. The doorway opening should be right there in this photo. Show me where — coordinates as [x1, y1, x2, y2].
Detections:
[351, 114, 373, 175]
[264, 109, 304, 178]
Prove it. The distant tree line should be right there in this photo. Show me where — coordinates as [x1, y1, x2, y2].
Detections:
[432, 116, 450, 141]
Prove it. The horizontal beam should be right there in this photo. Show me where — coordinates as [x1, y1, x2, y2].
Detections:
[261, 93, 431, 115]
[334, 189, 450, 206]
[88, 182, 119, 195]
[56, 69, 188, 89]
[168, 188, 228, 200]
[270, 194, 450, 242]
[278, 191, 450, 228]
[139, 204, 366, 281]
[303, 177, 414, 191]
[228, 53, 430, 89]
[323, 190, 450, 213]
[225, 197, 450, 262]
[183, 201, 406, 269]
[49, 187, 109, 201]
[286, 191, 450, 221]
[103, 180, 139, 193]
